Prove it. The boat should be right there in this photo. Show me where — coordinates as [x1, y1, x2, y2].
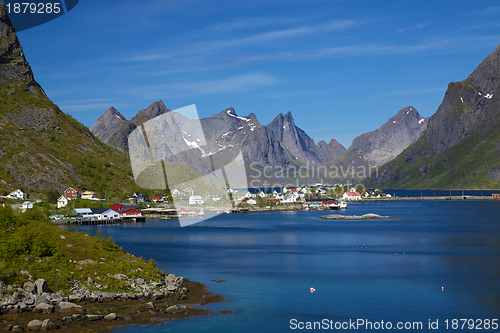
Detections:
[339, 201, 347, 209]
[328, 203, 340, 210]
[199, 208, 205, 217]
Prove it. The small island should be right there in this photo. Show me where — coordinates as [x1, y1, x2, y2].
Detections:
[317, 213, 393, 220]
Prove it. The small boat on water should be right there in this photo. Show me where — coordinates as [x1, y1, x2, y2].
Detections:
[328, 203, 340, 210]
[199, 208, 205, 217]
[339, 201, 347, 209]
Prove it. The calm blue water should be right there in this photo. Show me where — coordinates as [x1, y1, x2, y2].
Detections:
[75, 200, 500, 332]
[382, 189, 500, 198]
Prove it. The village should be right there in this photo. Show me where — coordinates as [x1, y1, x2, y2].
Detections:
[0, 184, 399, 224]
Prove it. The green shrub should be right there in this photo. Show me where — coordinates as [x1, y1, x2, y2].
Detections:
[0, 205, 21, 228]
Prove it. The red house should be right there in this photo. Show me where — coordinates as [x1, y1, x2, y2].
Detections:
[232, 198, 245, 205]
[154, 194, 169, 202]
[493, 194, 500, 199]
[110, 203, 140, 211]
[177, 207, 188, 214]
[64, 186, 80, 199]
[110, 203, 142, 217]
[120, 208, 143, 217]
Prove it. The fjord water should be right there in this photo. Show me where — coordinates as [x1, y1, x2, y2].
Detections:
[76, 201, 500, 332]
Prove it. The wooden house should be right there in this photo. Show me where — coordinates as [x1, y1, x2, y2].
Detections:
[64, 186, 80, 199]
[8, 189, 26, 200]
[57, 195, 69, 208]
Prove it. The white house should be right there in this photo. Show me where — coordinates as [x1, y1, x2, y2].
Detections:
[246, 198, 257, 205]
[258, 191, 267, 198]
[81, 191, 97, 199]
[130, 192, 146, 203]
[342, 191, 361, 201]
[244, 191, 252, 198]
[211, 195, 221, 201]
[275, 193, 284, 201]
[21, 201, 33, 210]
[8, 189, 26, 200]
[282, 193, 297, 203]
[172, 189, 180, 196]
[90, 208, 120, 220]
[189, 195, 204, 205]
[57, 195, 69, 208]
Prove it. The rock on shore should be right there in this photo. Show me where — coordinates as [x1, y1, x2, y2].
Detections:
[1, 274, 185, 314]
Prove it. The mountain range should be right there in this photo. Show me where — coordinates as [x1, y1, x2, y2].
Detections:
[1, 0, 499, 192]
[91, 101, 428, 186]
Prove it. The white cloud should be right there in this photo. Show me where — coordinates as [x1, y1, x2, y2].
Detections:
[130, 73, 280, 99]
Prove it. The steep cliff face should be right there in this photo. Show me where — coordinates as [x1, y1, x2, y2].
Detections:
[0, 2, 133, 194]
[268, 112, 327, 164]
[317, 139, 347, 163]
[372, 43, 500, 189]
[349, 106, 428, 166]
[90, 101, 170, 150]
[89, 107, 127, 146]
[425, 44, 500, 155]
[0, 3, 43, 95]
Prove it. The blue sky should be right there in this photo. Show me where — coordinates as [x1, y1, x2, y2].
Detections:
[14, 0, 500, 148]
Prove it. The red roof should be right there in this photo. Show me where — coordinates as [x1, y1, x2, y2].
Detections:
[290, 188, 296, 192]
[346, 192, 360, 196]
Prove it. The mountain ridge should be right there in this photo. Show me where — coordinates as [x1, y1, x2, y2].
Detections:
[0, 2, 135, 197]
[371, 43, 500, 189]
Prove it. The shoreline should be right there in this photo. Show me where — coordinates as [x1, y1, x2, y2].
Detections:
[0, 278, 227, 332]
[318, 213, 393, 220]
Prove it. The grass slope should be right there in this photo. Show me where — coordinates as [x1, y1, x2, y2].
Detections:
[373, 119, 500, 189]
[0, 206, 163, 294]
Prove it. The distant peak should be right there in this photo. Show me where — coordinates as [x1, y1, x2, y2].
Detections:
[147, 100, 168, 111]
[104, 106, 127, 121]
[247, 112, 260, 123]
[398, 106, 417, 115]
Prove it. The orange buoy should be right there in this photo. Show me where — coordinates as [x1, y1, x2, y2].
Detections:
[310, 287, 315, 293]
[442, 287, 444, 291]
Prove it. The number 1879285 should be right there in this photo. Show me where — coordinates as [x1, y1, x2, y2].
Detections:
[6, 3, 61, 14]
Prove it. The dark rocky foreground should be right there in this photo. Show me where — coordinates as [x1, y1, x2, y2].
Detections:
[0, 275, 226, 332]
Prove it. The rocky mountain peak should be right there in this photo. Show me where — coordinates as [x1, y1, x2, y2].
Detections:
[131, 100, 170, 125]
[466, 43, 500, 98]
[425, 43, 500, 155]
[105, 106, 126, 120]
[348, 106, 428, 166]
[90, 106, 129, 146]
[373, 43, 500, 188]
[0, 2, 44, 95]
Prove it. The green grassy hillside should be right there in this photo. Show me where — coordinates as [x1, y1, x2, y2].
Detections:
[0, 206, 163, 292]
